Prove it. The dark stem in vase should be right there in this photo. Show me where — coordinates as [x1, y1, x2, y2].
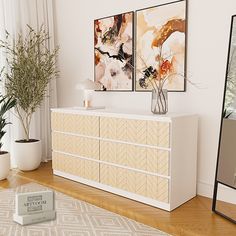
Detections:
[152, 89, 167, 114]
[158, 89, 165, 113]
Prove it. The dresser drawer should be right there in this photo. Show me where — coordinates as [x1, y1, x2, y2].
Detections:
[52, 152, 99, 182]
[100, 164, 169, 203]
[100, 140, 169, 176]
[100, 117, 170, 148]
[51, 112, 99, 137]
[52, 132, 99, 160]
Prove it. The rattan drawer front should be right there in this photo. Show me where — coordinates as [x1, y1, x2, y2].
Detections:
[100, 140, 169, 175]
[126, 119, 147, 144]
[74, 115, 99, 137]
[116, 118, 127, 141]
[52, 152, 99, 182]
[100, 164, 117, 188]
[146, 175, 169, 203]
[52, 132, 99, 160]
[51, 112, 64, 131]
[100, 141, 116, 163]
[146, 120, 170, 148]
[99, 164, 169, 202]
[51, 112, 99, 137]
[100, 117, 117, 140]
[52, 132, 74, 154]
[146, 148, 169, 176]
[116, 143, 127, 166]
[100, 164, 128, 191]
[100, 117, 170, 147]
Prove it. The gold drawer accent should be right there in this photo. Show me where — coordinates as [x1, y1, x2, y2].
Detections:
[100, 140, 169, 175]
[52, 132, 99, 160]
[100, 164, 169, 203]
[100, 117, 170, 147]
[52, 152, 99, 182]
[51, 112, 99, 137]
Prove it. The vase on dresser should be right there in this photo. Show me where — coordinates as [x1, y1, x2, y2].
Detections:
[151, 89, 168, 114]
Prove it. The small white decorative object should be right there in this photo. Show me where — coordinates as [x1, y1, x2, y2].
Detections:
[13, 210, 56, 225]
[13, 190, 55, 225]
[76, 79, 105, 109]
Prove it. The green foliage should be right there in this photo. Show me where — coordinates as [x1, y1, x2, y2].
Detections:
[0, 96, 16, 150]
[223, 109, 233, 119]
[224, 46, 236, 117]
[0, 25, 59, 141]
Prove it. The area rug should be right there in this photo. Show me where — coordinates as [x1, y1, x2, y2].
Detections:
[0, 183, 170, 236]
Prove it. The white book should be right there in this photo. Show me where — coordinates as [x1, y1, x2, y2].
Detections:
[13, 210, 56, 225]
[15, 190, 54, 215]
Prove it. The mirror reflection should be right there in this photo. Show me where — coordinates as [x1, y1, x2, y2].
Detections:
[215, 184, 236, 221]
[213, 15, 236, 224]
[217, 119, 236, 188]
[223, 16, 236, 119]
[217, 16, 236, 190]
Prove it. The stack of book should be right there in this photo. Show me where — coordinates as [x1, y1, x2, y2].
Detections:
[13, 190, 56, 225]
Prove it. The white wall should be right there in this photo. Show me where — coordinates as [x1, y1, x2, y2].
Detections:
[53, 0, 236, 199]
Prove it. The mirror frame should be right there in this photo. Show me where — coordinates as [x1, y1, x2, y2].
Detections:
[212, 14, 236, 224]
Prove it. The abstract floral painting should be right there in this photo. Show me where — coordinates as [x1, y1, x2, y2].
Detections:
[136, 0, 186, 91]
[94, 12, 134, 91]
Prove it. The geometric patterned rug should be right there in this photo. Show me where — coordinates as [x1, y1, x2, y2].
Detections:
[0, 183, 170, 236]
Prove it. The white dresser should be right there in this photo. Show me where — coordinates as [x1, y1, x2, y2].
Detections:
[51, 108, 198, 211]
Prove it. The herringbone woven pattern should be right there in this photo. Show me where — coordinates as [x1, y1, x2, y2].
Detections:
[100, 117, 117, 140]
[52, 152, 99, 182]
[146, 175, 168, 202]
[100, 164, 169, 203]
[51, 112, 170, 207]
[51, 112, 99, 137]
[52, 132, 99, 160]
[100, 117, 170, 147]
[0, 183, 169, 236]
[100, 141, 169, 175]
[157, 178, 169, 203]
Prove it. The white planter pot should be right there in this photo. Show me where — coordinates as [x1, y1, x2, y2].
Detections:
[15, 140, 42, 171]
[0, 152, 10, 180]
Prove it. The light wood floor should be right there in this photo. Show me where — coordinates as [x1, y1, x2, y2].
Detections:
[0, 162, 235, 236]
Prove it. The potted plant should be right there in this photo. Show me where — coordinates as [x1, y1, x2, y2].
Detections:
[0, 96, 16, 180]
[0, 25, 59, 171]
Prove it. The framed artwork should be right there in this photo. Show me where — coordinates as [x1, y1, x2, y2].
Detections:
[135, 0, 187, 91]
[94, 12, 134, 91]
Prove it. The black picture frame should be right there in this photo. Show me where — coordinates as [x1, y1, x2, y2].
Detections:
[94, 11, 134, 92]
[135, 0, 188, 92]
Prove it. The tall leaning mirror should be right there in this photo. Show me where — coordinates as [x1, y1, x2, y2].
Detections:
[212, 15, 236, 223]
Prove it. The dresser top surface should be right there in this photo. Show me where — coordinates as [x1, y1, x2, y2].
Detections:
[51, 107, 197, 122]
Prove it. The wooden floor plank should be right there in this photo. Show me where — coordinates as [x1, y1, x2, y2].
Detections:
[0, 162, 235, 235]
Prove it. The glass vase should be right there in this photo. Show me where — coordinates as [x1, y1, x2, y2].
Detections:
[151, 89, 168, 114]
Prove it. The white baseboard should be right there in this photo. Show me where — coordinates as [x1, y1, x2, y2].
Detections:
[197, 180, 214, 198]
[197, 180, 236, 204]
